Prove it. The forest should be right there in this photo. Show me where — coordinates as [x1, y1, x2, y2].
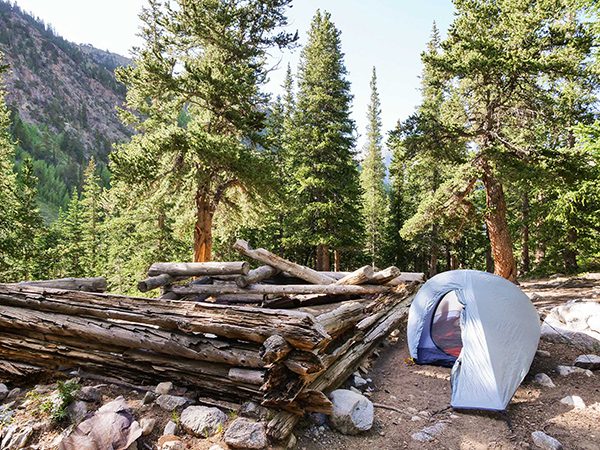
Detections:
[0, 0, 599, 293]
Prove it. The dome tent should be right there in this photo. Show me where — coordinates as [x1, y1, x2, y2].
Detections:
[407, 270, 540, 411]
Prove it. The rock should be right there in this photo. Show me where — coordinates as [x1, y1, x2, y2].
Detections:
[158, 435, 184, 450]
[308, 412, 327, 426]
[528, 292, 542, 301]
[536, 350, 551, 358]
[143, 391, 157, 405]
[0, 383, 8, 401]
[328, 389, 373, 435]
[140, 417, 156, 436]
[286, 434, 297, 449]
[541, 301, 600, 351]
[224, 418, 268, 449]
[238, 401, 271, 421]
[574, 354, 600, 370]
[155, 394, 188, 411]
[556, 365, 593, 377]
[411, 415, 423, 422]
[533, 373, 556, 388]
[155, 382, 173, 395]
[0, 424, 34, 449]
[411, 422, 446, 443]
[6, 388, 21, 400]
[560, 395, 586, 409]
[531, 431, 563, 450]
[77, 386, 102, 402]
[180, 405, 227, 437]
[350, 374, 368, 390]
[209, 446, 225, 450]
[163, 420, 177, 436]
[67, 400, 88, 423]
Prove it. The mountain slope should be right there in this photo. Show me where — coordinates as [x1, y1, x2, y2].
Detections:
[0, 1, 131, 216]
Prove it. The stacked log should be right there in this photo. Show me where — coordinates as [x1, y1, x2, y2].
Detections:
[0, 240, 424, 443]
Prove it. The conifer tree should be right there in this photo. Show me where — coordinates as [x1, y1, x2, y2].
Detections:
[80, 157, 104, 275]
[288, 10, 363, 270]
[59, 190, 86, 277]
[360, 67, 388, 267]
[112, 0, 297, 262]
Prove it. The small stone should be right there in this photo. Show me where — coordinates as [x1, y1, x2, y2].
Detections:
[308, 412, 327, 426]
[531, 431, 563, 450]
[209, 446, 225, 450]
[560, 395, 586, 409]
[6, 388, 21, 400]
[405, 407, 418, 415]
[238, 401, 271, 421]
[351, 375, 368, 390]
[77, 386, 102, 402]
[574, 354, 600, 370]
[418, 410, 430, 417]
[328, 389, 373, 435]
[143, 391, 157, 405]
[286, 434, 297, 449]
[155, 382, 173, 395]
[0, 383, 8, 401]
[536, 350, 551, 358]
[556, 365, 593, 377]
[450, 414, 459, 419]
[411, 422, 446, 443]
[411, 415, 423, 422]
[160, 439, 184, 450]
[141, 417, 156, 436]
[534, 373, 556, 388]
[163, 420, 177, 436]
[66, 400, 88, 423]
[155, 394, 188, 412]
[180, 405, 227, 437]
[224, 418, 268, 449]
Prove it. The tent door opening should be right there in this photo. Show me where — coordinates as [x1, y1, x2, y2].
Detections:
[431, 290, 464, 358]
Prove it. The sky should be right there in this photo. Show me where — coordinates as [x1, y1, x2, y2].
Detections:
[12, 0, 456, 153]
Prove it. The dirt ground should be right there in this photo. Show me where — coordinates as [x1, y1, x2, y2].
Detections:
[295, 274, 600, 450]
[1, 274, 599, 450]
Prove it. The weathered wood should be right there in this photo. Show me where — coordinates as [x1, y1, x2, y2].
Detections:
[171, 283, 391, 296]
[0, 284, 330, 350]
[228, 368, 265, 385]
[16, 277, 107, 292]
[214, 294, 265, 304]
[236, 265, 279, 288]
[267, 293, 414, 440]
[335, 266, 374, 286]
[387, 272, 425, 284]
[260, 335, 292, 365]
[233, 240, 336, 285]
[148, 261, 250, 277]
[316, 301, 366, 338]
[370, 266, 402, 284]
[137, 274, 174, 292]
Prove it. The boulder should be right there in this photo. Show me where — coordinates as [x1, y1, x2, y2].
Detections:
[0, 383, 8, 401]
[531, 431, 563, 450]
[163, 420, 177, 436]
[541, 301, 600, 351]
[0, 424, 34, 449]
[411, 422, 446, 443]
[533, 373, 555, 388]
[155, 382, 173, 395]
[140, 417, 156, 436]
[180, 405, 227, 437]
[224, 418, 268, 449]
[574, 354, 600, 370]
[66, 400, 88, 423]
[238, 401, 271, 421]
[556, 365, 593, 377]
[328, 389, 373, 435]
[560, 395, 586, 409]
[77, 386, 102, 403]
[155, 395, 188, 412]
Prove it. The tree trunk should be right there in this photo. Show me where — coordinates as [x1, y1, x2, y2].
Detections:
[333, 250, 340, 272]
[563, 227, 578, 273]
[194, 192, 214, 262]
[316, 244, 330, 271]
[520, 192, 530, 275]
[479, 158, 516, 281]
[428, 226, 438, 278]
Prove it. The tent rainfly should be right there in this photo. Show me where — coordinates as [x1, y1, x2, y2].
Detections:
[407, 270, 540, 411]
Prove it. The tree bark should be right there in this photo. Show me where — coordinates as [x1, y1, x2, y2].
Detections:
[333, 250, 341, 272]
[429, 225, 439, 278]
[17, 277, 107, 292]
[520, 192, 530, 275]
[316, 244, 330, 271]
[563, 227, 578, 273]
[194, 192, 214, 262]
[171, 283, 392, 296]
[148, 262, 249, 277]
[479, 158, 517, 281]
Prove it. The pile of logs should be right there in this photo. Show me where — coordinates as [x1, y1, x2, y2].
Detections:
[0, 241, 423, 442]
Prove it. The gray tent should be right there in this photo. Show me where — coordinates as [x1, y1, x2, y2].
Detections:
[407, 270, 540, 410]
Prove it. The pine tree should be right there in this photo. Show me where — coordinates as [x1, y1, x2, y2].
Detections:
[112, 0, 297, 263]
[59, 190, 86, 277]
[360, 67, 388, 267]
[287, 10, 363, 270]
[80, 157, 104, 275]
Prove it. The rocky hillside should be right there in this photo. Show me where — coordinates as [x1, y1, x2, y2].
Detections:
[0, 1, 131, 216]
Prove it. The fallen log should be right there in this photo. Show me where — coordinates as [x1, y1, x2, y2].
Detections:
[137, 274, 174, 292]
[148, 261, 250, 277]
[370, 266, 402, 284]
[16, 277, 107, 292]
[233, 240, 336, 285]
[387, 272, 425, 284]
[236, 265, 279, 288]
[0, 284, 330, 350]
[335, 266, 374, 286]
[170, 283, 391, 296]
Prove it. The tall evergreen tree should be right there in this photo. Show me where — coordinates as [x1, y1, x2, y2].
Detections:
[80, 157, 104, 275]
[112, 0, 297, 262]
[360, 67, 388, 267]
[288, 10, 363, 270]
